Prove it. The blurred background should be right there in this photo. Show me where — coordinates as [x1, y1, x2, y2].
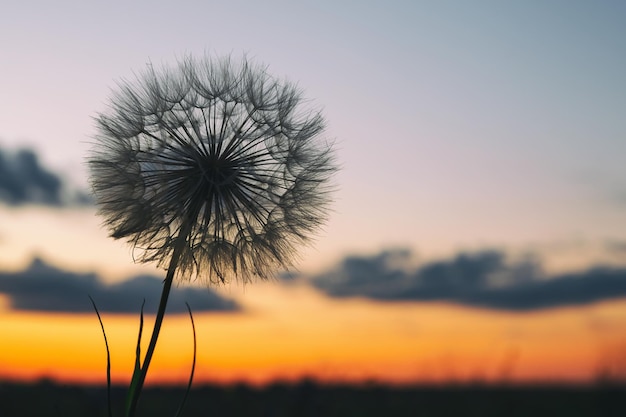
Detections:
[1, 0, 626, 415]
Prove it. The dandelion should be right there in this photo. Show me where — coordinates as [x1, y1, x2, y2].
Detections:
[88, 54, 336, 416]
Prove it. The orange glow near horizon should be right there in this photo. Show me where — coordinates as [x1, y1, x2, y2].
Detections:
[2, 284, 626, 386]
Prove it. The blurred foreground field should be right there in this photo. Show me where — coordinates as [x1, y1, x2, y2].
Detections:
[1, 380, 625, 417]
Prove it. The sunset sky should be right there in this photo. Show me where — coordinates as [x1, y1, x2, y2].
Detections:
[1, 0, 626, 386]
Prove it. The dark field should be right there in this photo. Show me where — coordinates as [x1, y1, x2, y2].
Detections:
[1, 380, 624, 417]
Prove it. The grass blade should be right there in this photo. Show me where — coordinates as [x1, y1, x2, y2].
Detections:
[89, 295, 112, 417]
[174, 302, 197, 417]
[125, 299, 146, 417]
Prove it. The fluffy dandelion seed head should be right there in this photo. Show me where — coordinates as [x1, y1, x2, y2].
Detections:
[89, 55, 336, 284]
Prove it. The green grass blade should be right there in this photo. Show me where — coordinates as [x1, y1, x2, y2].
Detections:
[174, 302, 197, 417]
[89, 295, 113, 417]
[125, 299, 146, 417]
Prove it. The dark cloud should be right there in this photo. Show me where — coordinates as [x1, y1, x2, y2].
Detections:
[0, 146, 91, 206]
[0, 148, 62, 205]
[312, 249, 626, 311]
[0, 258, 239, 314]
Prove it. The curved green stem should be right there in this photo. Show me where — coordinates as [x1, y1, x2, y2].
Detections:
[89, 296, 112, 417]
[174, 303, 197, 417]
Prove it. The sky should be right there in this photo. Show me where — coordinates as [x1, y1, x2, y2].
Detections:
[1, 0, 626, 386]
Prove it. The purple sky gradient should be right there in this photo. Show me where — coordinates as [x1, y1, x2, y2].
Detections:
[1, 0, 625, 273]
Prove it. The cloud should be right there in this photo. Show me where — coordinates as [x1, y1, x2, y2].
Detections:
[0, 146, 91, 206]
[311, 249, 626, 311]
[0, 258, 239, 314]
[605, 239, 626, 254]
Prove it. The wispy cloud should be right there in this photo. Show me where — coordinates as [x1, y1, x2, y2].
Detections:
[312, 249, 626, 311]
[605, 239, 626, 255]
[0, 258, 239, 313]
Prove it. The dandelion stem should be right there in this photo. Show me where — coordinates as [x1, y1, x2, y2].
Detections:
[126, 221, 193, 417]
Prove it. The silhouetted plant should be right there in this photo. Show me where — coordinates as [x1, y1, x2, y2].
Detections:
[88, 54, 336, 416]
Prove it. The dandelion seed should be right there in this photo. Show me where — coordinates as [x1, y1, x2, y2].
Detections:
[89, 54, 336, 285]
